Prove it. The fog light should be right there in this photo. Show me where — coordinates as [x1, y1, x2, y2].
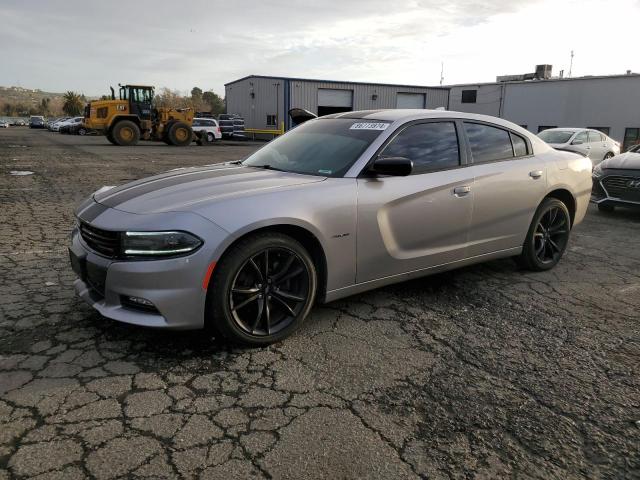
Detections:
[127, 296, 154, 307]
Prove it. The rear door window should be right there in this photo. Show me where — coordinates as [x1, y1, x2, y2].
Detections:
[511, 133, 528, 157]
[464, 122, 514, 163]
[588, 131, 603, 143]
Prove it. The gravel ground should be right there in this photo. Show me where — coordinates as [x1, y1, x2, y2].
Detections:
[0, 128, 639, 479]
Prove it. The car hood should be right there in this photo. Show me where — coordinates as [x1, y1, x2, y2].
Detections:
[93, 163, 326, 215]
[600, 152, 640, 170]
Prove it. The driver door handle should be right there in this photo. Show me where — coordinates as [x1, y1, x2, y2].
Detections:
[453, 186, 471, 197]
[529, 170, 543, 179]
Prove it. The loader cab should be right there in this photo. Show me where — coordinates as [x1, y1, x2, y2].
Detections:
[119, 85, 153, 120]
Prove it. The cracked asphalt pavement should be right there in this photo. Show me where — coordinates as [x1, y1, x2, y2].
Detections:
[1, 128, 639, 479]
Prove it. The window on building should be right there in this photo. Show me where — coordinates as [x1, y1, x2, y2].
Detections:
[588, 127, 610, 136]
[623, 128, 640, 151]
[266, 114, 277, 126]
[461, 90, 477, 104]
[511, 133, 529, 157]
[464, 122, 514, 163]
[537, 125, 557, 133]
[588, 131, 603, 143]
[381, 122, 460, 175]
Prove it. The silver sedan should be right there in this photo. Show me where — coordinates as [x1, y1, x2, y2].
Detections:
[70, 110, 592, 345]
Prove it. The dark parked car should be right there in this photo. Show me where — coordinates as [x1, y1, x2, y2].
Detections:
[591, 149, 640, 212]
[29, 116, 45, 129]
[217, 114, 245, 139]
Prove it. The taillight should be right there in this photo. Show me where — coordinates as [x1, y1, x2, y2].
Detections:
[217, 127, 221, 133]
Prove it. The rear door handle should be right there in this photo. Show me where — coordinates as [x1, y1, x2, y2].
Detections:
[529, 170, 543, 179]
[453, 186, 471, 197]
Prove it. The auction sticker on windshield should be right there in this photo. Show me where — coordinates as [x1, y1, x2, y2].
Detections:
[349, 123, 389, 131]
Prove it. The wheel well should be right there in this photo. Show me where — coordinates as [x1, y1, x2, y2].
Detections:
[109, 116, 140, 133]
[218, 225, 328, 302]
[545, 189, 576, 226]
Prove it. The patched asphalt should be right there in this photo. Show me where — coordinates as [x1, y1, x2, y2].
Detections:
[1, 128, 639, 479]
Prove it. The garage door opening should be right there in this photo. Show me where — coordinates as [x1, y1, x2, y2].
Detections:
[317, 88, 353, 117]
[396, 92, 425, 109]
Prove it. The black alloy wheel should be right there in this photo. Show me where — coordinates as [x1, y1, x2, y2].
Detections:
[209, 233, 317, 345]
[230, 248, 310, 336]
[517, 198, 571, 271]
[533, 206, 569, 265]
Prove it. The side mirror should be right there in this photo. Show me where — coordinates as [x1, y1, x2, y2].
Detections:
[572, 139, 583, 145]
[370, 156, 413, 176]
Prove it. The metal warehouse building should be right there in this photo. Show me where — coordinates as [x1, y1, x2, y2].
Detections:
[225, 75, 449, 131]
[448, 72, 640, 150]
[225, 70, 640, 151]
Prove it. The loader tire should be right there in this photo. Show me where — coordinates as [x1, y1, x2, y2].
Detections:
[112, 120, 140, 146]
[167, 121, 192, 147]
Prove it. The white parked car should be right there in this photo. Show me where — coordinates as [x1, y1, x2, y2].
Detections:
[192, 117, 222, 142]
[50, 117, 71, 132]
[0, 121, 9, 128]
[538, 128, 620, 165]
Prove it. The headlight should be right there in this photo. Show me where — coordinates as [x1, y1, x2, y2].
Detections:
[592, 164, 603, 178]
[122, 231, 202, 257]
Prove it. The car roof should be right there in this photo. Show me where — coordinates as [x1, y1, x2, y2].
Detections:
[322, 109, 531, 133]
[193, 117, 217, 121]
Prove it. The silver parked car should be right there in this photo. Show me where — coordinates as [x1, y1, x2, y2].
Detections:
[537, 128, 620, 165]
[70, 110, 592, 345]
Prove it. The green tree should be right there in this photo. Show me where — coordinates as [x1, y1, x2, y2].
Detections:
[191, 87, 203, 103]
[39, 98, 50, 116]
[62, 91, 83, 116]
[202, 91, 225, 115]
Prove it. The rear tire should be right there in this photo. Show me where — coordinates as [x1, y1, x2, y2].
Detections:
[167, 121, 192, 147]
[207, 132, 215, 142]
[112, 120, 140, 146]
[598, 203, 615, 213]
[208, 233, 317, 346]
[106, 131, 117, 145]
[516, 198, 571, 271]
[78, 128, 87, 136]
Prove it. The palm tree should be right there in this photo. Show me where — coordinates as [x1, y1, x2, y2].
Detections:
[62, 91, 83, 116]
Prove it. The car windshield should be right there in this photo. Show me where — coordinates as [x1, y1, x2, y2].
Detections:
[538, 130, 575, 144]
[242, 118, 389, 177]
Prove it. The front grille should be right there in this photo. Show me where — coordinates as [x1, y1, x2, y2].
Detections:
[601, 175, 640, 202]
[79, 222, 120, 257]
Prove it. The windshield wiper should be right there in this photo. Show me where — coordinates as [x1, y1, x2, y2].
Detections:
[229, 160, 243, 165]
[246, 164, 285, 172]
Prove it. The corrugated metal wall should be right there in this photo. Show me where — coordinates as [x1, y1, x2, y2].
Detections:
[226, 76, 450, 130]
[288, 80, 448, 113]
[225, 77, 286, 130]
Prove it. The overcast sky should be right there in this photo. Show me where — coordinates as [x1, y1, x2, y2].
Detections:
[2, 0, 639, 96]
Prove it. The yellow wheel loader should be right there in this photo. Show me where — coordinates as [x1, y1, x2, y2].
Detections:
[83, 84, 199, 146]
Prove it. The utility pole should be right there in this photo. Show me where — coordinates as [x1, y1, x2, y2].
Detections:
[440, 62, 444, 86]
[568, 50, 574, 78]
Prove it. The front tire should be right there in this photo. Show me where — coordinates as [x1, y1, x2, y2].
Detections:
[208, 233, 317, 346]
[517, 198, 571, 271]
[598, 203, 615, 213]
[112, 120, 140, 146]
[167, 121, 192, 146]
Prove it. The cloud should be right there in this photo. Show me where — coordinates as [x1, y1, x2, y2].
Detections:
[0, 0, 637, 95]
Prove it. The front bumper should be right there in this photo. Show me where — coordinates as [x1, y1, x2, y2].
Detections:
[69, 202, 228, 330]
[591, 173, 640, 209]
